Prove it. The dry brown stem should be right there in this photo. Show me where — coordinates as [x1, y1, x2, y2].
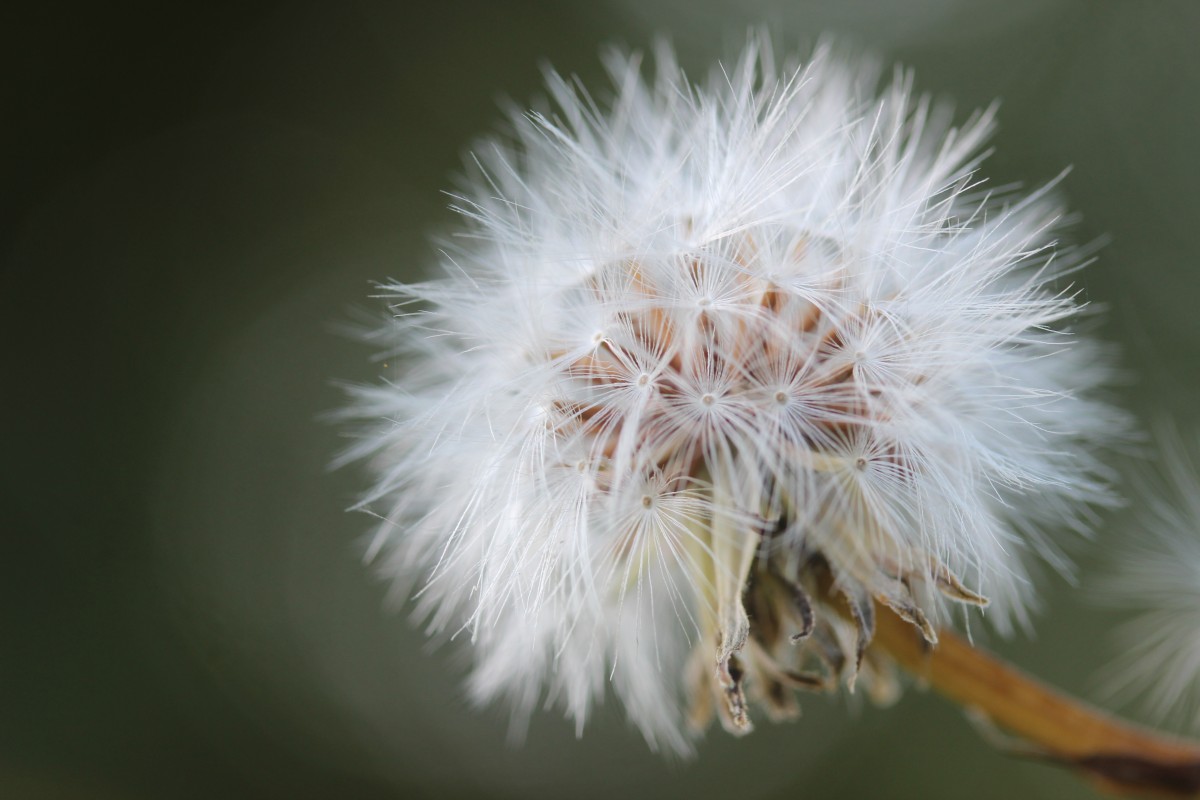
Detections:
[873, 608, 1200, 798]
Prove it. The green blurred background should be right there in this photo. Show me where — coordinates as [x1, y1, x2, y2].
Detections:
[7, 2, 1200, 798]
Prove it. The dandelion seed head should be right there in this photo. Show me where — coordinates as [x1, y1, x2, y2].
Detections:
[343, 34, 1123, 754]
[1101, 425, 1200, 732]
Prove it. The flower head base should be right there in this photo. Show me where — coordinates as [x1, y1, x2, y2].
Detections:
[344, 37, 1122, 754]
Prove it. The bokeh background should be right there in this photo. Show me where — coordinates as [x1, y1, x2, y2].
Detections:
[7, 2, 1200, 798]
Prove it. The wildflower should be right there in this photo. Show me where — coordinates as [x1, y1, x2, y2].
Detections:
[342, 36, 1123, 755]
[1102, 425, 1200, 731]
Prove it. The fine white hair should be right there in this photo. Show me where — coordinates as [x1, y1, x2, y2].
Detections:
[1101, 424, 1200, 731]
[341, 33, 1124, 755]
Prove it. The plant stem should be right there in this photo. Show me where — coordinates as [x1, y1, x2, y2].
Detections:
[872, 608, 1200, 798]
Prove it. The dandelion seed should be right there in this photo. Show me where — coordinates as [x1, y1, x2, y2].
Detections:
[341, 35, 1124, 755]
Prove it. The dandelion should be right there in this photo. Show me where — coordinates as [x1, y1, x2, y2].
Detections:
[341, 35, 1200, 796]
[1102, 425, 1200, 731]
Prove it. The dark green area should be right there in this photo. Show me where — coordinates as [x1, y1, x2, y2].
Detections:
[6, 2, 1199, 798]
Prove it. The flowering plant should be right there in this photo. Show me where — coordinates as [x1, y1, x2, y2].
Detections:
[342, 35, 1200, 797]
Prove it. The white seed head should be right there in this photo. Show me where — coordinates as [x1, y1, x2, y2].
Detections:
[1101, 425, 1200, 731]
[342, 35, 1123, 755]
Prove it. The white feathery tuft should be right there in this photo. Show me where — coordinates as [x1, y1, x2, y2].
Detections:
[1101, 425, 1200, 732]
[341, 34, 1125, 754]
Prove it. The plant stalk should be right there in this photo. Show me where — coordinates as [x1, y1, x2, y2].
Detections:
[872, 608, 1200, 798]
